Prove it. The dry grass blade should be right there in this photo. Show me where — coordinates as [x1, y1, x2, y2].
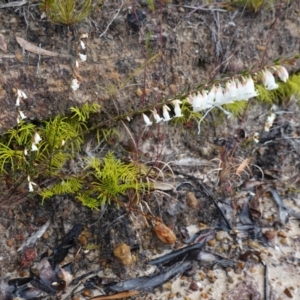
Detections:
[0, 33, 7, 52]
[92, 290, 140, 299]
[236, 158, 250, 175]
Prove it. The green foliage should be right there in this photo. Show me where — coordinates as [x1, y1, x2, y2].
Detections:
[224, 100, 248, 116]
[40, 0, 92, 25]
[41, 152, 150, 209]
[81, 152, 149, 208]
[40, 177, 83, 203]
[0, 104, 98, 199]
[230, 0, 275, 12]
[256, 74, 300, 104]
[147, 0, 155, 11]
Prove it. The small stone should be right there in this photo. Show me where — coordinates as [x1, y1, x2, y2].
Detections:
[136, 88, 143, 97]
[6, 239, 14, 247]
[284, 287, 293, 298]
[169, 84, 178, 95]
[280, 237, 288, 245]
[103, 268, 111, 276]
[216, 231, 232, 241]
[78, 235, 87, 246]
[168, 293, 176, 299]
[264, 230, 276, 240]
[207, 239, 216, 247]
[113, 243, 134, 266]
[164, 282, 172, 291]
[227, 275, 234, 283]
[189, 281, 199, 291]
[186, 192, 199, 209]
[278, 231, 287, 238]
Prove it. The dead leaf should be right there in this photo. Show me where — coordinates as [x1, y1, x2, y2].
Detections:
[16, 36, 59, 57]
[0, 33, 7, 52]
[154, 221, 176, 244]
[92, 290, 139, 299]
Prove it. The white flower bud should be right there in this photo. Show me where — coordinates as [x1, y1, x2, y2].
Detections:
[276, 66, 289, 82]
[71, 79, 80, 91]
[172, 100, 182, 117]
[152, 109, 163, 123]
[162, 105, 172, 122]
[142, 113, 153, 126]
[262, 69, 278, 90]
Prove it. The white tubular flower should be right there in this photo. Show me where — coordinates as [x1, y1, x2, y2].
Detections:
[17, 89, 27, 99]
[264, 113, 276, 132]
[244, 77, 258, 99]
[142, 113, 153, 126]
[262, 69, 278, 90]
[223, 81, 238, 104]
[19, 111, 27, 120]
[152, 109, 163, 123]
[207, 86, 217, 105]
[71, 79, 80, 91]
[31, 143, 38, 151]
[24, 148, 28, 156]
[214, 86, 225, 105]
[172, 100, 182, 117]
[162, 105, 172, 122]
[276, 66, 289, 82]
[253, 132, 260, 143]
[79, 53, 87, 62]
[192, 91, 210, 112]
[27, 176, 37, 192]
[80, 40, 86, 50]
[192, 92, 203, 112]
[34, 132, 42, 144]
[236, 79, 246, 100]
[16, 89, 27, 106]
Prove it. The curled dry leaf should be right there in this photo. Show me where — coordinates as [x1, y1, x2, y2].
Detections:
[16, 36, 60, 57]
[154, 221, 176, 244]
[0, 33, 7, 52]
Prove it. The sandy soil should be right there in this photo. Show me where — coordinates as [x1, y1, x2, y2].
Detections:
[1, 1, 300, 300]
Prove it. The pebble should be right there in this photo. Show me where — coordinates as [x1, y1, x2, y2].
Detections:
[207, 239, 216, 247]
[113, 243, 134, 266]
[103, 268, 111, 276]
[264, 230, 276, 240]
[186, 192, 199, 209]
[216, 231, 232, 241]
[278, 231, 287, 238]
[284, 287, 293, 298]
[189, 281, 199, 291]
[280, 237, 288, 245]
